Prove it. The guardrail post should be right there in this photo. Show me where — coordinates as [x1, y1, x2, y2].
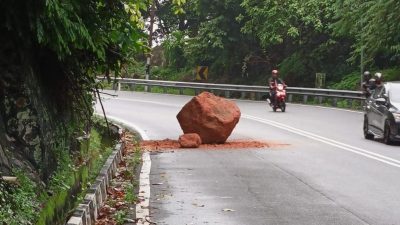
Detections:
[225, 90, 230, 98]
[99, 78, 365, 109]
[318, 96, 323, 104]
[250, 92, 255, 100]
[288, 94, 293, 103]
[348, 99, 353, 108]
[333, 98, 338, 107]
[303, 95, 308, 104]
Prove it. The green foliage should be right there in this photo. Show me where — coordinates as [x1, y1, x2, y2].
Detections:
[114, 210, 128, 225]
[333, 0, 400, 64]
[331, 68, 400, 91]
[124, 183, 138, 203]
[163, 31, 187, 68]
[240, 0, 335, 47]
[330, 72, 360, 90]
[0, 171, 40, 225]
[152, 67, 193, 81]
[155, 0, 400, 88]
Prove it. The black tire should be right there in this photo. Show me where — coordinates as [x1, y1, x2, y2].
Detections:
[364, 118, 374, 140]
[281, 102, 286, 112]
[273, 107, 277, 112]
[383, 121, 393, 145]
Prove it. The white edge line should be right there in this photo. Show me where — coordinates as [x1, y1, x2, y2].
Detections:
[115, 97, 182, 108]
[291, 103, 363, 114]
[245, 114, 400, 165]
[136, 151, 151, 225]
[243, 114, 400, 168]
[94, 113, 152, 224]
[95, 112, 150, 140]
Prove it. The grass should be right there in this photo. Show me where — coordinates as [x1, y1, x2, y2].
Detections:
[5, 121, 118, 225]
[0, 170, 40, 225]
[94, 132, 142, 224]
[35, 126, 116, 225]
[114, 210, 128, 225]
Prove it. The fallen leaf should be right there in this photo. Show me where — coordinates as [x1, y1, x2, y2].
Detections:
[222, 208, 235, 212]
[192, 203, 205, 207]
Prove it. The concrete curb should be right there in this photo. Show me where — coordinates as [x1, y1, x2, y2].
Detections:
[66, 126, 125, 225]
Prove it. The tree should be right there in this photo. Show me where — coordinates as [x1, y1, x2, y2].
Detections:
[0, 0, 149, 182]
[333, 0, 400, 67]
[238, 0, 355, 86]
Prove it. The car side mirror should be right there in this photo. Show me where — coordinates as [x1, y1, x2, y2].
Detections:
[376, 98, 387, 105]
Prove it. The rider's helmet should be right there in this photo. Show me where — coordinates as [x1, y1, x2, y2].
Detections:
[363, 71, 371, 82]
[374, 72, 383, 84]
[272, 69, 279, 78]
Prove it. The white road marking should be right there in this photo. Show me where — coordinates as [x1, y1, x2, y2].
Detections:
[243, 114, 400, 168]
[292, 103, 363, 114]
[95, 113, 150, 140]
[115, 97, 182, 108]
[136, 151, 152, 225]
[97, 94, 400, 224]
[99, 96, 400, 168]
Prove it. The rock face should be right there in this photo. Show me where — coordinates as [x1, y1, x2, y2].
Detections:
[177, 92, 241, 144]
[179, 133, 202, 148]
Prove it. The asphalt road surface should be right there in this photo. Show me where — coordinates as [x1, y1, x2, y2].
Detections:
[97, 91, 400, 225]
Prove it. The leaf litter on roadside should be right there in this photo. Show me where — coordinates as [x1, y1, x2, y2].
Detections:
[95, 132, 142, 225]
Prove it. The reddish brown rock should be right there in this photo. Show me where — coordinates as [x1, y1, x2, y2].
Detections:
[176, 92, 241, 144]
[178, 133, 202, 148]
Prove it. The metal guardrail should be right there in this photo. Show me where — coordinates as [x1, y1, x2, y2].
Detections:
[98, 77, 365, 107]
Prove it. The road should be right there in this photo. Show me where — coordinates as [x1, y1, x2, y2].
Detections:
[97, 91, 400, 225]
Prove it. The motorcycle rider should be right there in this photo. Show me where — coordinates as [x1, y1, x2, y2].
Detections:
[268, 69, 286, 106]
[369, 72, 383, 91]
[361, 71, 372, 98]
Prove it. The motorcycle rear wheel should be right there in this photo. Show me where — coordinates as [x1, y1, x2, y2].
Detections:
[281, 102, 286, 112]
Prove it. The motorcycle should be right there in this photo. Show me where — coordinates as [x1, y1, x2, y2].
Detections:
[268, 83, 287, 112]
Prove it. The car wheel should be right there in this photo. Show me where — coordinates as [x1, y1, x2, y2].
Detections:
[363, 118, 374, 140]
[383, 121, 393, 145]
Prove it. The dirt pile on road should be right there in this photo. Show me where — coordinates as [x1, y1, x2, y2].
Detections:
[176, 92, 241, 144]
[140, 139, 288, 151]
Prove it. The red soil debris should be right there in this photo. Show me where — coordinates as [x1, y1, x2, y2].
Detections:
[140, 139, 289, 151]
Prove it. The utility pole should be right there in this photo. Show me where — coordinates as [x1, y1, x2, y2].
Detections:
[360, 19, 365, 87]
[145, 1, 155, 92]
[360, 45, 365, 87]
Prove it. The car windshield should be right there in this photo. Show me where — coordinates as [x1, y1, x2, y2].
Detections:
[389, 85, 400, 102]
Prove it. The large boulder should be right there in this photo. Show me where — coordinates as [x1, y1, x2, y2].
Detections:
[176, 92, 241, 144]
[179, 133, 202, 148]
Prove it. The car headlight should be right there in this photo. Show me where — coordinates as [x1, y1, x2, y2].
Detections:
[394, 113, 400, 121]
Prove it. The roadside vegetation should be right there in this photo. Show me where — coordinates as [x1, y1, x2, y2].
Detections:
[1, 0, 400, 224]
[0, 121, 117, 225]
[147, 0, 400, 89]
[95, 132, 142, 225]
